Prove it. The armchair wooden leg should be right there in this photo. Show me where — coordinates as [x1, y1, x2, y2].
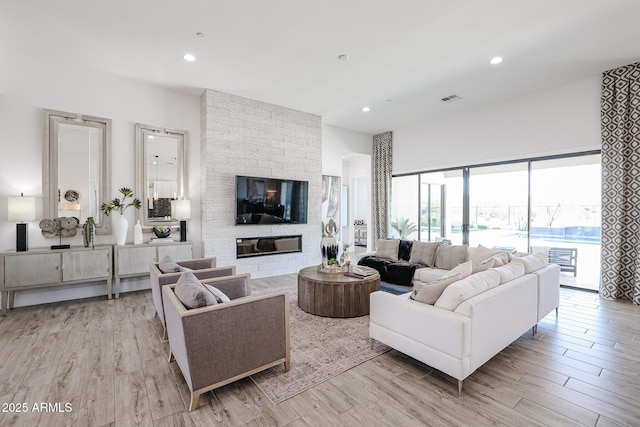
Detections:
[162, 326, 168, 342]
[189, 391, 201, 411]
[168, 348, 175, 363]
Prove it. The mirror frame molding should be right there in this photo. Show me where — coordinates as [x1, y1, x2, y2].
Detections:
[134, 123, 189, 230]
[43, 109, 112, 235]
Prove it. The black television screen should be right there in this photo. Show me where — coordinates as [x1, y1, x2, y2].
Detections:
[236, 176, 309, 225]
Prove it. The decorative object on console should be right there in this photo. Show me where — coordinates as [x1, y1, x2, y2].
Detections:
[83, 217, 95, 249]
[39, 216, 78, 249]
[153, 225, 171, 239]
[133, 219, 143, 244]
[7, 193, 36, 252]
[171, 199, 191, 242]
[101, 187, 141, 246]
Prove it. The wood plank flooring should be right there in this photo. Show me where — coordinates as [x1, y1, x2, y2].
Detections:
[1, 274, 639, 426]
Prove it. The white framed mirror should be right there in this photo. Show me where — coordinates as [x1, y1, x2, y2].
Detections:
[134, 123, 188, 229]
[43, 109, 112, 235]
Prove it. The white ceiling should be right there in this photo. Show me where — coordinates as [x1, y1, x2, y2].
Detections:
[2, 0, 639, 135]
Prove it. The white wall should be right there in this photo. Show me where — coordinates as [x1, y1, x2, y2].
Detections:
[322, 124, 372, 176]
[200, 90, 323, 278]
[0, 52, 201, 306]
[323, 124, 372, 249]
[393, 76, 602, 174]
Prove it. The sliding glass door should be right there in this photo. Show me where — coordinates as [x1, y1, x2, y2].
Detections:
[530, 155, 601, 290]
[468, 163, 529, 252]
[391, 151, 601, 290]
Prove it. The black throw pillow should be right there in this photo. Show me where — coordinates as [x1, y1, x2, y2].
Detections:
[398, 240, 413, 261]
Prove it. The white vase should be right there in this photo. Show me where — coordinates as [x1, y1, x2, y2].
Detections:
[133, 220, 143, 244]
[114, 213, 128, 246]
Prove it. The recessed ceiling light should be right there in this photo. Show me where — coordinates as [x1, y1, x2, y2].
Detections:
[196, 32, 205, 37]
[338, 54, 349, 61]
[362, 106, 370, 112]
[183, 53, 196, 62]
[490, 56, 503, 65]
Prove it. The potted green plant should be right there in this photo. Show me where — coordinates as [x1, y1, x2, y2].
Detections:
[101, 187, 141, 246]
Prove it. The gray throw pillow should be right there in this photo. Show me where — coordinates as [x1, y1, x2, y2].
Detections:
[409, 241, 440, 267]
[434, 245, 468, 270]
[158, 255, 181, 273]
[175, 272, 218, 309]
[376, 239, 400, 261]
[410, 273, 462, 305]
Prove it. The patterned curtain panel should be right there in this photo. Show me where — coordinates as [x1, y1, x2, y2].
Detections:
[600, 62, 640, 304]
[372, 131, 393, 249]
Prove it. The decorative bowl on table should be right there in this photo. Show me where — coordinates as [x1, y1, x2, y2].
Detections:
[152, 226, 171, 238]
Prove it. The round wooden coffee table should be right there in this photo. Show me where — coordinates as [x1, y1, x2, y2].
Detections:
[297, 266, 381, 317]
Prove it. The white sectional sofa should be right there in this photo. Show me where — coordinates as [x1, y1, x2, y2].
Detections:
[366, 240, 561, 394]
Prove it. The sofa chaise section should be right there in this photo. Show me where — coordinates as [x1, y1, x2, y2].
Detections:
[370, 273, 538, 395]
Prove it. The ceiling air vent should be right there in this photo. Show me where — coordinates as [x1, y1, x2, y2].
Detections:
[441, 94, 461, 103]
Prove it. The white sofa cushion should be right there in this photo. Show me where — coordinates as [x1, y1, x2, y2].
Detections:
[413, 267, 451, 284]
[450, 260, 472, 279]
[469, 244, 509, 267]
[471, 258, 494, 274]
[512, 252, 548, 273]
[434, 270, 501, 311]
[376, 239, 400, 261]
[492, 262, 526, 284]
[409, 241, 440, 267]
[434, 245, 468, 270]
[410, 273, 462, 305]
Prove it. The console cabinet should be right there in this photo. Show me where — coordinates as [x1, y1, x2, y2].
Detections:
[113, 242, 193, 298]
[0, 246, 112, 315]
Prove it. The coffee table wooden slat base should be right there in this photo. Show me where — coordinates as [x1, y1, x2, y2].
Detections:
[297, 266, 381, 317]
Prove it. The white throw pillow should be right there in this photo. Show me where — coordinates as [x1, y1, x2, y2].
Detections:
[511, 252, 548, 273]
[410, 273, 462, 305]
[204, 283, 231, 303]
[376, 239, 400, 261]
[470, 244, 509, 267]
[409, 241, 440, 266]
[450, 260, 472, 279]
[434, 270, 501, 311]
[434, 245, 468, 270]
[492, 262, 526, 284]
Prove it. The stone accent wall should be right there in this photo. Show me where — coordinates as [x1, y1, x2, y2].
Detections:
[200, 89, 322, 278]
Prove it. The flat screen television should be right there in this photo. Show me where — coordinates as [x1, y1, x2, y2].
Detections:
[236, 175, 309, 225]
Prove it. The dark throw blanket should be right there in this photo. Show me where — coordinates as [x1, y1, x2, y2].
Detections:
[358, 256, 422, 286]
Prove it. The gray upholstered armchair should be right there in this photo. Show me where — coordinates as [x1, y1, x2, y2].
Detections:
[163, 275, 290, 411]
[150, 257, 235, 338]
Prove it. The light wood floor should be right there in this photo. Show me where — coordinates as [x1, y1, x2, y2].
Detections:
[1, 274, 639, 426]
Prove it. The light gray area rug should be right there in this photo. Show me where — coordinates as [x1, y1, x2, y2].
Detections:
[250, 288, 390, 404]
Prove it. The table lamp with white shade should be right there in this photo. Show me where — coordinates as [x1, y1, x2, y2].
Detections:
[171, 199, 191, 242]
[8, 193, 36, 252]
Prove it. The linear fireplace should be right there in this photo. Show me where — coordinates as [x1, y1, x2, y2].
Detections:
[236, 235, 302, 259]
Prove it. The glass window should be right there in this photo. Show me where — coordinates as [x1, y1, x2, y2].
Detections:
[530, 154, 601, 290]
[391, 175, 419, 240]
[468, 163, 529, 252]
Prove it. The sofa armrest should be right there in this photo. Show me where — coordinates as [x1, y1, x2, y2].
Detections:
[370, 291, 470, 360]
[353, 251, 377, 264]
[201, 273, 251, 300]
[163, 286, 290, 393]
[532, 263, 560, 321]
